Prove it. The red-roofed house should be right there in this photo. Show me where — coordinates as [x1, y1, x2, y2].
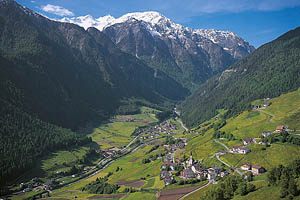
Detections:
[243, 138, 253, 146]
[275, 125, 286, 133]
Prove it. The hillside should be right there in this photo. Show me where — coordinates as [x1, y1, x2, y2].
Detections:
[179, 26, 300, 128]
[19, 89, 300, 200]
[0, 99, 91, 187]
[0, 0, 188, 130]
[0, 0, 188, 188]
[180, 89, 300, 200]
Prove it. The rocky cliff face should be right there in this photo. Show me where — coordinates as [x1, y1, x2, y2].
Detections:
[62, 11, 255, 90]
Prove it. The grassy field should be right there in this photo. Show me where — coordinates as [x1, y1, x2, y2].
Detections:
[88, 107, 160, 149]
[121, 191, 157, 200]
[42, 146, 91, 174]
[9, 106, 165, 200]
[102, 145, 163, 184]
[164, 180, 208, 190]
[180, 89, 300, 200]
[50, 144, 164, 199]
[221, 88, 300, 140]
[182, 184, 214, 200]
[177, 133, 224, 168]
[215, 89, 300, 171]
[88, 121, 145, 149]
[221, 143, 300, 170]
[14, 143, 99, 184]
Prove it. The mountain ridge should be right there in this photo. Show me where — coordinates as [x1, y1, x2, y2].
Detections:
[179, 26, 300, 128]
[61, 11, 254, 91]
[0, 0, 188, 129]
[61, 11, 254, 60]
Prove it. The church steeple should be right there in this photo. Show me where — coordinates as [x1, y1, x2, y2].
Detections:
[189, 151, 193, 166]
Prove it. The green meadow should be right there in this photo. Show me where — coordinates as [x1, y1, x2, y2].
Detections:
[88, 106, 160, 149]
[121, 192, 157, 200]
[221, 88, 300, 140]
[102, 145, 162, 184]
[182, 89, 300, 200]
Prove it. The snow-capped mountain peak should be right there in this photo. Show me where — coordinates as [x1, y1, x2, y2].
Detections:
[117, 11, 164, 25]
[60, 11, 254, 58]
[60, 11, 170, 31]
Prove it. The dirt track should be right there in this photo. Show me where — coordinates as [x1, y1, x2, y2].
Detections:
[158, 186, 199, 200]
[87, 194, 126, 199]
[117, 179, 145, 188]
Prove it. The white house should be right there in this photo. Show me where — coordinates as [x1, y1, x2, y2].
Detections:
[240, 163, 251, 170]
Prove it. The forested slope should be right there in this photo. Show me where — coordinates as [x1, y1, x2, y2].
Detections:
[180, 27, 300, 128]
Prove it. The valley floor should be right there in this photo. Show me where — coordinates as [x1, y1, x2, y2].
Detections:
[5, 89, 300, 200]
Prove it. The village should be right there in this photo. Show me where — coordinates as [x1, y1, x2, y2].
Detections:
[155, 114, 293, 186]
[12, 104, 295, 198]
[99, 114, 290, 188]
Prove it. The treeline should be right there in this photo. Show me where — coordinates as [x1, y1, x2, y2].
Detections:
[262, 131, 300, 146]
[180, 26, 300, 128]
[78, 149, 103, 165]
[267, 159, 300, 198]
[81, 173, 119, 194]
[213, 131, 235, 140]
[0, 100, 91, 187]
[200, 175, 255, 200]
[156, 110, 174, 122]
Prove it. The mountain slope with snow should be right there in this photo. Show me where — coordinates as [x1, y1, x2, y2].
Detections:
[61, 11, 254, 58]
[61, 11, 254, 91]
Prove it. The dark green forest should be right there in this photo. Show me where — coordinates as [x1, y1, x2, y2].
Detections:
[180, 26, 300, 128]
[0, 99, 91, 186]
[0, 0, 188, 187]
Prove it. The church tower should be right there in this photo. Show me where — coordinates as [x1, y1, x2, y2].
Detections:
[189, 151, 193, 167]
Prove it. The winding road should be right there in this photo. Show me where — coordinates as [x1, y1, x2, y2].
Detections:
[213, 139, 230, 151]
[257, 109, 275, 122]
[213, 140, 244, 177]
[174, 109, 189, 132]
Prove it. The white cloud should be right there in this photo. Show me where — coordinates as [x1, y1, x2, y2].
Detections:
[41, 4, 74, 16]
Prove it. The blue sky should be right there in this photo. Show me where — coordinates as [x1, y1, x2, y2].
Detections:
[16, 0, 300, 48]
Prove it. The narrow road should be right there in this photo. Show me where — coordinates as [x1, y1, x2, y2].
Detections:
[215, 153, 244, 177]
[178, 119, 189, 132]
[178, 181, 212, 200]
[213, 140, 244, 177]
[213, 139, 230, 151]
[51, 142, 145, 192]
[174, 108, 188, 132]
[121, 133, 141, 152]
[257, 109, 275, 122]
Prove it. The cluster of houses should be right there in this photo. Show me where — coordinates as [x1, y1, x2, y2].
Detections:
[231, 125, 288, 149]
[152, 121, 179, 136]
[101, 147, 121, 157]
[253, 103, 270, 109]
[163, 138, 187, 151]
[19, 178, 58, 193]
[137, 120, 181, 140]
[229, 146, 250, 154]
[227, 125, 287, 155]
[160, 152, 229, 186]
[262, 125, 288, 138]
[253, 98, 271, 110]
[240, 163, 265, 175]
